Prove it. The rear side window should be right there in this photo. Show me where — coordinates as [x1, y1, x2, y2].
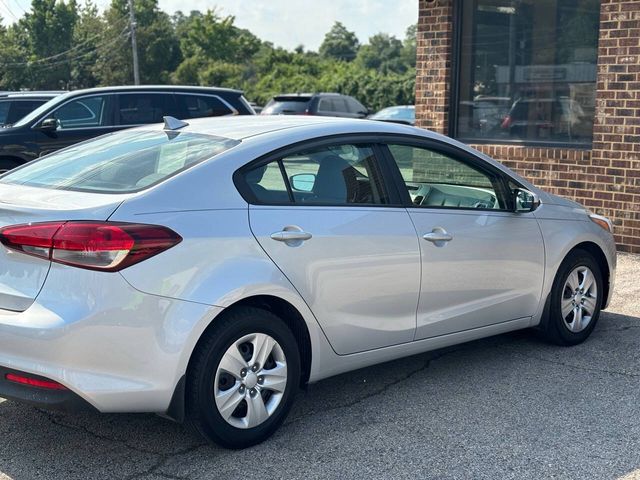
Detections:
[243, 144, 389, 205]
[346, 97, 365, 114]
[0, 130, 239, 193]
[179, 95, 233, 118]
[53, 96, 109, 129]
[118, 93, 172, 125]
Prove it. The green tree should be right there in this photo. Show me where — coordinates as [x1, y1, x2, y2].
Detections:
[356, 33, 405, 74]
[402, 24, 417, 68]
[94, 0, 181, 85]
[319, 21, 359, 61]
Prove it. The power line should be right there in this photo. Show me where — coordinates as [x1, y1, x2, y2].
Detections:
[0, 0, 21, 21]
[0, 26, 129, 70]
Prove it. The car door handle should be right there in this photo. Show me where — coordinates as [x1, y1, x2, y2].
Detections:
[270, 231, 313, 242]
[423, 228, 453, 244]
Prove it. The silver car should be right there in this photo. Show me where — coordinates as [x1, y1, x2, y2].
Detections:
[0, 116, 616, 448]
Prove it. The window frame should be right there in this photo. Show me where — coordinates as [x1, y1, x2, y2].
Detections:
[377, 137, 518, 212]
[234, 134, 406, 208]
[449, 0, 596, 150]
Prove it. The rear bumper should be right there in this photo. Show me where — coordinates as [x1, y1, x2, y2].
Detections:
[0, 366, 97, 412]
[0, 263, 222, 413]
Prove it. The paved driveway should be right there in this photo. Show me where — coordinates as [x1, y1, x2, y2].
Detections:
[0, 255, 639, 480]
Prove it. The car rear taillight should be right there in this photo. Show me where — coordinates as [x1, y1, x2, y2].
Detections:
[5, 373, 68, 390]
[0, 221, 182, 271]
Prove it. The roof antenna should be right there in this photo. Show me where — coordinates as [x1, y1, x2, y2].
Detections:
[163, 116, 189, 131]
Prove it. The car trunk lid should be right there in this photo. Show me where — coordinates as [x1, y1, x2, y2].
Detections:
[0, 184, 128, 311]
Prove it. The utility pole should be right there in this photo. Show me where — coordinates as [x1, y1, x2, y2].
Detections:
[128, 0, 140, 85]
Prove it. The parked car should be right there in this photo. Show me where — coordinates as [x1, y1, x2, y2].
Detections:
[368, 105, 415, 125]
[0, 85, 255, 172]
[501, 97, 592, 140]
[261, 93, 368, 118]
[0, 116, 615, 449]
[0, 91, 64, 127]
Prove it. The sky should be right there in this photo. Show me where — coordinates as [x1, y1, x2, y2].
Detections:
[0, 0, 418, 51]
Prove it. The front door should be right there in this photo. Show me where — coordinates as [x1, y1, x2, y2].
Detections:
[36, 94, 116, 157]
[384, 142, 545, 340]
[242, 141, 421, 355]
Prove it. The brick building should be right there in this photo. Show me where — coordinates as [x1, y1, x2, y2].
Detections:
[416, 0, 640, 252]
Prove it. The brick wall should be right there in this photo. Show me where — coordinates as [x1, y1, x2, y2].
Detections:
[415, 0, 640, 253]
[415, 0, 453, 134]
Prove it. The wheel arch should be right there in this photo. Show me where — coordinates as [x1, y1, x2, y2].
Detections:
[565, 241, 610, 309]
[168, 294, 314, 423]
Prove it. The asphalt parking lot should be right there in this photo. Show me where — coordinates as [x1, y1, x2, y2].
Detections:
[0, 254, 638, 480]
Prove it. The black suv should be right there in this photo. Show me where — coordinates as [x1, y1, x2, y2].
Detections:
[0, 86, 255, 171]
[261, 93, 368, 118]
[0, 91, 64, 126]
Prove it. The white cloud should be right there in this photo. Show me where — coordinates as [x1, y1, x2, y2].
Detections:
[3, 0, 417, 51]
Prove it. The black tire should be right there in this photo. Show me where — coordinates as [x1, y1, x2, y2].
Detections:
[185, 306, 301, 449]
[541, 249, 603, 346]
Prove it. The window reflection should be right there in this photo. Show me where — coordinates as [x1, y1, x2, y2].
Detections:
[455, 0, 600, 146]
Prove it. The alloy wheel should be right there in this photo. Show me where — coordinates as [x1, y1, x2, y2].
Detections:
[561, 266, 598, 333]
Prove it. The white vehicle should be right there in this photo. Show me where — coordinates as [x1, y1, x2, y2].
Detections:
[0, 116, 616, 448]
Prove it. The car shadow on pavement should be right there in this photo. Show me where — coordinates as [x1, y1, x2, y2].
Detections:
[0, 309, 638, 480]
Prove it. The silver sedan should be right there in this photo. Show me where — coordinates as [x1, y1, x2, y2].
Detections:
[0, 116, 616, 448]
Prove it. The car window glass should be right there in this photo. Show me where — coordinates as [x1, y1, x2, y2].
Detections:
[318, 98, 332, 112]
[53, 96, 107, 129]
[0, 102, 10, 124]
[118, 93, 168, 125]
[1, 130, 239, 193]
[9, 100, 46, 124]
[333, 98, 349, 113]
[181, 95, 232, 118]
[387, 144, 505, 210]
[245, 161, 290, 203]
[245, 144, 389, 205]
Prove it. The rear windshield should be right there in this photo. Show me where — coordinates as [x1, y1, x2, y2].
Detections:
[261, 98, 310, 115]
[0, 129, 239, 193]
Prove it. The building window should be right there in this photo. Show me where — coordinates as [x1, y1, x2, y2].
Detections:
[454, 0, 600, 147]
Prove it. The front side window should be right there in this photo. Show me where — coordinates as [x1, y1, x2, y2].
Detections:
[0, 130, 239, 193]
[387, 144, 506, 210]
[244, 144, 389, 205]
[455, 0, 600, 146]
[52, 96, 108, 129]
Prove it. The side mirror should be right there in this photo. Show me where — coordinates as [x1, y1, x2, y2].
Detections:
[290, 173, 316, 192]
[39, 118, 59, 132]
[514, 188, 541, 212]
[357, 110, 369, 118]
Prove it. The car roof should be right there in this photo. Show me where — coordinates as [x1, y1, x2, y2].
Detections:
[274, 93, 344, 99]
[141, 115, 426, 142]
[54, 85, 243, 102]
[0, 91, 64, 99]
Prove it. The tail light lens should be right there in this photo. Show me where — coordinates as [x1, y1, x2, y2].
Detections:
[0, 221, 182, 271]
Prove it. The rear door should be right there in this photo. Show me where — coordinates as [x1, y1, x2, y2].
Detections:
[382, 140, 545, 339]
[242, 140, 421, 354]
